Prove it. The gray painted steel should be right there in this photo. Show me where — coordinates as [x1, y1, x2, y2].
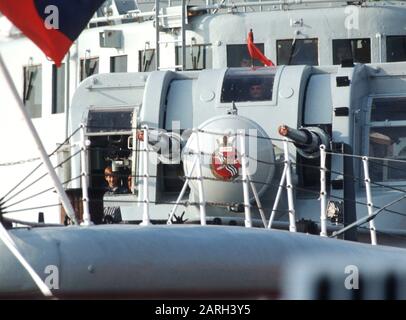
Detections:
[1, 225, 406, 298]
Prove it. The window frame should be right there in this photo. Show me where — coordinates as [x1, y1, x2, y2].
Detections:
[332, 38, 371, 65]
[52, 63, 65, 114]
[175, 44, 212, 71]
[276, 38, 319, 66]
[217, 67, 282, 109]
[386, 35, 406, 63]
[138, 48, 156, 72]
[226, 43, 266, 68]
[365, 94, 406, 186]
[23, 64, 42, 119]
[80, 57, 100, 82]
[110, 55, 128, 73]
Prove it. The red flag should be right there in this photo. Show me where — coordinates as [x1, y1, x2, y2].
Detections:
[0, 0, 105, 67]
[247, 29, 275, 67]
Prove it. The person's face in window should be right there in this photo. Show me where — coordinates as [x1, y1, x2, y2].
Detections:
[249, 84, 264, 100]
[105, 171, 119, 189]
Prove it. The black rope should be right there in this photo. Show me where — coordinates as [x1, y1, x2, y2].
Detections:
[2, 175, 82, 211]
[0, 127, 81, 205]
[0, 150, 81, 207]
[3, 203, 62, 214]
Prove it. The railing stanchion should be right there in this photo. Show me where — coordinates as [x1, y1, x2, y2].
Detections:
[320, 144, 327, 236]
[195, 129, 207, 225]
[268, 165, 287, 229]
[362, 156, 378, 245]
[284, 139, 296, 232]
[248, 175, 267, 228]
[140, 126, 151, 226]
[80, 123, 93, 226]
[239, 130, 252, 228]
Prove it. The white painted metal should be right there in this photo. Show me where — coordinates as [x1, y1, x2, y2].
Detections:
[362, 156, 378, 245]
[283, 139, 296, 232]
[0, 54, 78, 225]
[140, 127, 151, 226]
[0, 222, 53, 297]
[267, 165, 287, 229]
[247, 175, 267, 228]
[319, 145, 328, 237]
[194, 129, 207, 225]
[240, 131, 252, 228]
[80, 124, 92, 226]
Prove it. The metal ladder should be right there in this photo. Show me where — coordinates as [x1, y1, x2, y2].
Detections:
[154, 0, 187, 70]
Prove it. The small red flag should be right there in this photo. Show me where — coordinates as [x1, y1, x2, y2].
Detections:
[247, 29, 275, 67]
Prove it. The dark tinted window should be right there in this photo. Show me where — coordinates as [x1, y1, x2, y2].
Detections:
[332, 39, 370, 65]
[115, 0, 138, 14]
[139, 49, 156, 72]
[175, 45, 212, 70]
[221, 68, 275, 103]
[111, 55, 128, 73]
[87, 110, 133, 133]
[52, 63, 65, 114]
[80, 57, 99, 82]
[277, 39, 318, 65]
[226, 44, 265, 67]
[371, 97, 406, 122]
[369, 126, 406, 181]
[387, 36, 406, 62]
[23, 65, 42, 118]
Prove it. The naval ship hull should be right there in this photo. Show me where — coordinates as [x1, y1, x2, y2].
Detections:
[2, 225, 406, 299]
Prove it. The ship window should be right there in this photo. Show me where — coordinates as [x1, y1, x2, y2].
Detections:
[114, 0, 138, 14]
[139, 48, 156, 72]
[332, 39, 371, 65]
[369, 97, 406, 182]
[371, 97, 406, 122]
[87, 110, 133, 133]
[110, 55, 128, 73]
[80, 57, 99, 82]
[52, 63, 65, 114]
[387, 36, 406, 62]
[226, 44, 265, 67]
[277, 39, 318, 66]
[221, 68, 275, 103]
[23, 64, 42, 118]
[175, 44, 212, 70]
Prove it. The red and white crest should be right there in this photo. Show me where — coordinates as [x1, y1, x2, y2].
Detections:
[210, 135, 241, 181]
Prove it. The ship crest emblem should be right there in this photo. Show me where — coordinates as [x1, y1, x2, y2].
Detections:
[210, 135, 241, 181]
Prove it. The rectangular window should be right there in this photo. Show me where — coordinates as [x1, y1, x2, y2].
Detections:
[277, 39, 319, 66]
[80, 57, 99, 82]
[138, 49, 156, 72]
[371, 97, 406, 122]
[226, 44, 265, 67]
[175, 45, 212, 70]
[23, 65, 42, 118]
[332, 39, 371, 65]
[52, 63, 65, 114]
[221, 68, 275, 103]
[387, 36, 406, 62]
[369, 97, 406, 182]
[110, 55, 128, 73]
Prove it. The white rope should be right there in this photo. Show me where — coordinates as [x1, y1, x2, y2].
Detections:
[0, 223, 53, 297]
